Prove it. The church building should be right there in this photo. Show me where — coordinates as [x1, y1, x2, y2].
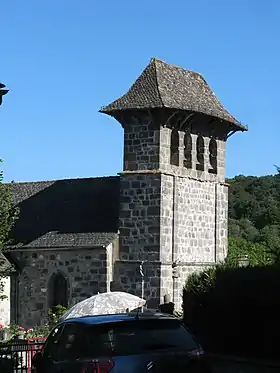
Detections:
[2, 58, 247, 327]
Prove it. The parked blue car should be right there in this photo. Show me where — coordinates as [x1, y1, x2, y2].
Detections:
[32, 311, 211, 373]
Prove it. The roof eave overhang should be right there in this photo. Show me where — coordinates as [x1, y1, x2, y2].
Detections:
[99, 106, 248, 133]
[228, 121, 248, 133]
[5, 245, 106, 251]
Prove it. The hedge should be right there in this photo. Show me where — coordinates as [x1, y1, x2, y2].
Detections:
[183, 264, 280, 360]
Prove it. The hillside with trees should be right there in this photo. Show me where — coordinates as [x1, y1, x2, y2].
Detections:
[227, 168, 280, 264]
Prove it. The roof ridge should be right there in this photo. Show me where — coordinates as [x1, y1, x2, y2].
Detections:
[8, 175, 120, 185]
[152, 58, 165, 107]
[152, 57, 202, 77]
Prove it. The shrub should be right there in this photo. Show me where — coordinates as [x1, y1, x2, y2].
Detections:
[47, 305, 68, 330]
[183, 263, 280, 359]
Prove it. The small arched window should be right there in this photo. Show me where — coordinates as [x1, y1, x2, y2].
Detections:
[209, 137, 218, 174]
[170, 129, 179, 166]
[183, 132, 192, 169]
[196, 135, 205, 171]
[48, 271, 68, 310]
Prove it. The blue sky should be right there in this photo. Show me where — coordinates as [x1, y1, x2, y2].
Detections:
[1, 0, 279, 182]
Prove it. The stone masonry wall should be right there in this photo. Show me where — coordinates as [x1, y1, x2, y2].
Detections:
[119, 173, 161, 262]
[113, 260, 161, 309]
[118, 171, 228, 309]
[123, 113, 160, 172]
[176, 178, 216, 263]
[10, 247, 110, 328]
[159, 174, 228, 308]
[117, 171, 167, 307]
[158, 121, 228, 308]
[216, 183, 229, 262]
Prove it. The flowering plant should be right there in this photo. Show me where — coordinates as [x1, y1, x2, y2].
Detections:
[25, 325, 49, 339]
[24, 328, 34, 339]
[0, 324, 4, 340]
[0, 324, 50, 341]
[0, 304, 68, 341]
[0, 324, 26, 340]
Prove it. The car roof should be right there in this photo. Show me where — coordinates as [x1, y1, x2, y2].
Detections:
[62, 311, 178, 326]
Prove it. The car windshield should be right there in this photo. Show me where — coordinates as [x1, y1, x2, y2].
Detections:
[80, 319, 198, 357]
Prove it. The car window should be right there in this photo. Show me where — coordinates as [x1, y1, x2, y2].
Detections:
[81, 319, 198, 357]
[42, 325, 65, 359]
[51, 323, 84, 362]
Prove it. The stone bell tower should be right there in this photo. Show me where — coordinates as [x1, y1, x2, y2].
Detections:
[100, 58, 247, 308]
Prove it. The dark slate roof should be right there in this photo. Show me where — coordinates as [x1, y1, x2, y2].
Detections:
[100, 58, 246, 131]
[9, 176, 120, 249]
[17, 232, 118, 249]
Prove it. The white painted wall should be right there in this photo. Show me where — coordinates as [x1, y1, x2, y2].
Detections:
[0, 277, 11, 326]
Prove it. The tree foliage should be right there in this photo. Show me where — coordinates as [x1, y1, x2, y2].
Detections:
[227, 236, 272, 266]
[0, 161, 18, 299]
[227, 169, 280, 263]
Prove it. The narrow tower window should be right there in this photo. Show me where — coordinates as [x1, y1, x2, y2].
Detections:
[170, 129, 179, 166]
[209, 137, 218, 174]
[196, 135, 205, 171]
[48, 271, 68, 310]
[183, 132, 192, 169]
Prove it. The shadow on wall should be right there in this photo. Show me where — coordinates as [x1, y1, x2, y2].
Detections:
[183, 265, 280, 361]
[10, 177, 120, 246]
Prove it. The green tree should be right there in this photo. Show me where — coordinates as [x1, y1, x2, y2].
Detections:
[228, 218, 259, 242]
[259, 225, 280, 262]
[0, 161, 18, 300]
[227, 169, 280, 262]
[227, 236, 272, 267]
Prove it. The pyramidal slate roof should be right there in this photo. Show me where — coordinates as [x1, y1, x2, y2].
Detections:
[8, 176, 120, 249]
[100, 58, 246, 130]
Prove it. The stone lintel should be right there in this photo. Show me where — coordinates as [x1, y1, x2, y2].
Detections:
[115, 259, 216, 267]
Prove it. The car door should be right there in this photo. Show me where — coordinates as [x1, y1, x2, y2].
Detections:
[34, 324, 65, 373]
[43, 323, 85, 373]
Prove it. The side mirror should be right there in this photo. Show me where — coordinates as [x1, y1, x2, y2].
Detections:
[32, 351, 43, 366]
